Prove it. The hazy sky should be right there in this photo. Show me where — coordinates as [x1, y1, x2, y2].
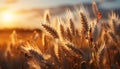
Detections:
[0, 0, 119, 29]
[0, 0, 93, 10]
[0, 0, 120, 11]
[0, 0, 96, 29]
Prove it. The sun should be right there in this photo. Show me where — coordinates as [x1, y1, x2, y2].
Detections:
[1, 11, 15, 23]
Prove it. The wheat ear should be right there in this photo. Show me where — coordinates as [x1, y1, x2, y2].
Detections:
[42, 24, 59, 39]
[65, 43, 85, 57]
[80, 12, 88, 34]
[69, 18, 76, 36]
[92, 1, 98, 17]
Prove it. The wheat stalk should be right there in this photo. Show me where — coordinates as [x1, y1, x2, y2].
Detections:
[20, 41, 53, 69]
[65, 43, 85, 57]
[93, 22, 102, 42]
[44, 10, 51, 23]
[60, 23, 66, 40]
[42, 24, 59, 39]
[66, 27, 72, 41]
[80, 12, 88, 35]
[92, 1, 98, 17]
[28, 59, 41, 69]
[69, 18, 76, 36]
[108, 31, 118, 44]
[50, 45, 61, 69]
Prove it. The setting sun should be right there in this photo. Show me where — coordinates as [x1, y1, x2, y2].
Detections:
[1, 12, 15, 23]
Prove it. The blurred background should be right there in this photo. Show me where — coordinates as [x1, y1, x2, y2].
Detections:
[0, 0, 120, 29]
[0, 1, 120, 69]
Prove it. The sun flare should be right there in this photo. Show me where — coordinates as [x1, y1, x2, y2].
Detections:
[1, 12, 15, 23]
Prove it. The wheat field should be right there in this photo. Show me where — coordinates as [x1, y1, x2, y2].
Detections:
[0, 1, 120, 69]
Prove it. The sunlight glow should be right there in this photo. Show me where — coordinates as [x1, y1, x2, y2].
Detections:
[1, 12, 15, 23]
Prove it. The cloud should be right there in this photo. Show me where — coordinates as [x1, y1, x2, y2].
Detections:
[0, 7, 8, 12]
[15, 8, 45, 19]
[5, 0, 18, 4]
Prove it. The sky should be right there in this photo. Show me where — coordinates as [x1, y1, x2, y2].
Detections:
[0, 0, 119, 9]
[100, 0, 120, 9]
[0, 0, 94, 9]
[0, 0, 120, 29]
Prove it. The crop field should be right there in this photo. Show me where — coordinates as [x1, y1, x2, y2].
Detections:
[0, 1, 120, 69]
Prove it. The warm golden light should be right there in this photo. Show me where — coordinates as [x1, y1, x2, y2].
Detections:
[1, 12, 15, 23]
